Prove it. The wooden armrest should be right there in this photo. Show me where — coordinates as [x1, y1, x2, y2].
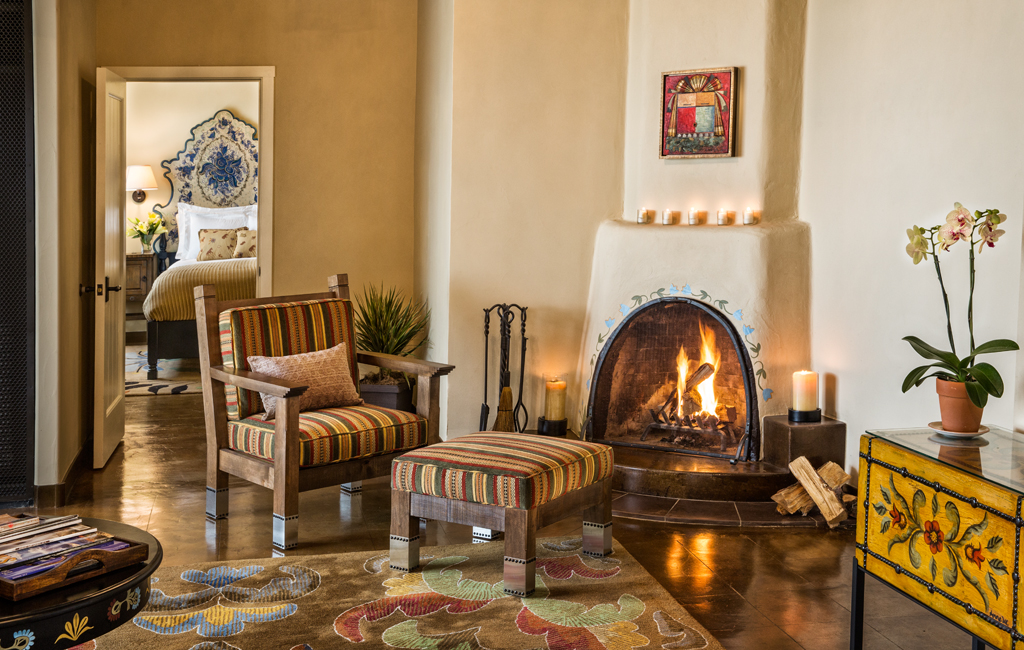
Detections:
[209, 366, 309, 398]
[356, 351, 455, 378]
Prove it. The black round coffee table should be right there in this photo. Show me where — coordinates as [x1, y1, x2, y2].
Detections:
[0, 518, 162, 649]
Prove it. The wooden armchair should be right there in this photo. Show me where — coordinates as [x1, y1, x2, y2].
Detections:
[194, 273, 454, 549]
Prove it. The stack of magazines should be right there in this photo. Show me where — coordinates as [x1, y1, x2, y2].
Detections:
[0, 515, 129, 582]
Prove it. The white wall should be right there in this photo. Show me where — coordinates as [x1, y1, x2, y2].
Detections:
[623, 0, 804, 223]
[413, 0, 454, 438]
[801, 0, 1024, 475]
[124, 81, 260, 253]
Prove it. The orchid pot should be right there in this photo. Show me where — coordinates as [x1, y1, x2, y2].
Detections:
[902, 203, 1019, 433]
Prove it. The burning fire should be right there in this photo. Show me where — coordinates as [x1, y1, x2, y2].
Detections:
[676, 319, 721, 418]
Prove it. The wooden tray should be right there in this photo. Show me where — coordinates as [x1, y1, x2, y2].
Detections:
[0, 538, 148, 601]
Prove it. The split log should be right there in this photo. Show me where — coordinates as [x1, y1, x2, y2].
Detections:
[788, 457, 848, 528]
[684, 363, 715, 392]
[772, 461, 850, 516]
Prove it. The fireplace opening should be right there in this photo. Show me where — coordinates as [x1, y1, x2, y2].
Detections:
[586, 297, 759, 462]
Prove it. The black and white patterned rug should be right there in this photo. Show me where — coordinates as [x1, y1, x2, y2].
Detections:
[125, 347, 202, 396]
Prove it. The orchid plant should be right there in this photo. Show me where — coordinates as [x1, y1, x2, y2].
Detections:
[902, 203, 1018, 407]
[127, 212, 168, 249]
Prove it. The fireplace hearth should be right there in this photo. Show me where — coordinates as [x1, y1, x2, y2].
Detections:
[586, 297, 759, 463]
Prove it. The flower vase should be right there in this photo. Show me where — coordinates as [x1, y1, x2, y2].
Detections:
[141, 237, 152, 254]
[936, 378, 984, 433]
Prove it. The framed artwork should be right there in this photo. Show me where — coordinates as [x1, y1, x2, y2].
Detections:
[660, 67, 737, 159]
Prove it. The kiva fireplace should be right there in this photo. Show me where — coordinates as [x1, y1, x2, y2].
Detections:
[586, 297, 759, 463]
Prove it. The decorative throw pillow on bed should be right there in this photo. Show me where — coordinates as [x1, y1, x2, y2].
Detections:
[247, 343, 363, 421]
[178, 207, 249, 261]
[197, 227, 248, 261]
[233, 229, 258, 258]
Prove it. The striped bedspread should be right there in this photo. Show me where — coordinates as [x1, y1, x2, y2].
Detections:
[144, 258, 257, 322]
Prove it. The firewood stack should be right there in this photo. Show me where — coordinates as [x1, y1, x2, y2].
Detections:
[771, 457, 852, 528]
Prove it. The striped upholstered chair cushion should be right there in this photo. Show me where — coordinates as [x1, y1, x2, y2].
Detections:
[219, 299, 358, 420]
[228, 405, 427, 467]
[391, 433, 613, 509]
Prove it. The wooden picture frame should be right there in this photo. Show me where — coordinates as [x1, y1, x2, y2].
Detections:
[660, 67, 737, 159]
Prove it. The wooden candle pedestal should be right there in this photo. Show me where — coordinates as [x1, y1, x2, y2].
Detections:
[762, 414, 846, 470]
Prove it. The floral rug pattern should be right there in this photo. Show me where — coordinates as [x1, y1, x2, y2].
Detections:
[84, 537, 719, 650]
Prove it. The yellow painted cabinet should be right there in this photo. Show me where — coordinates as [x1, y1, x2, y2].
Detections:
[855, 428, 1024, 650]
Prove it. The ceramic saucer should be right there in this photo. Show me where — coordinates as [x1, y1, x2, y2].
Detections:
[927, 421, 989, 439]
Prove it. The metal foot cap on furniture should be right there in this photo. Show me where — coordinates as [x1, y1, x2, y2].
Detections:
[272, 513, 299, 549]
[206, 487, 229, 519]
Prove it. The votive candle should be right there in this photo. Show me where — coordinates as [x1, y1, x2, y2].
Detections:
[743, 207, 761, 225]
[792, 371, 819, 412]
[544, 374, 568, 421]
[687, 208, 706, 225]
[717, 210, 735, 226]
[662, 209, 680, 225]
[636, 208, 654, 224]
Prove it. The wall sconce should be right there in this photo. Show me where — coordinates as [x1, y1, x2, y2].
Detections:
[126, 165, 158, 203]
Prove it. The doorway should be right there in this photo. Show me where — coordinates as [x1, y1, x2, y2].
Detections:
[93, 66, 275, 469]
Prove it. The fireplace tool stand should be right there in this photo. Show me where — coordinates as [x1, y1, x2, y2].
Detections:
[479, 303, 528, 433]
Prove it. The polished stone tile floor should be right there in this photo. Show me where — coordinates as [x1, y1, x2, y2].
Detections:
[23, 395, 971, 649]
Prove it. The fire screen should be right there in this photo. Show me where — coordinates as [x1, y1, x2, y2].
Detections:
[586, 297, 759, 462]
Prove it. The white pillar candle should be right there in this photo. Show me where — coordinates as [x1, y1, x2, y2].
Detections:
[662, 209, 680, 225]
[687, 208, 705, 225]
[544, 375, 567, 421]
[792, 371, 819, 411]
[743, 207, 761, 225]
[717, 210, 735, 226]
[636, 208, 654, 224]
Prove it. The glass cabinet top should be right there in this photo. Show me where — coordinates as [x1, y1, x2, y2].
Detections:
[867, 426, 1024, 494]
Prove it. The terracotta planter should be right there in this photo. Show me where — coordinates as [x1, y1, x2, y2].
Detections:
[936, 378, 984, 433]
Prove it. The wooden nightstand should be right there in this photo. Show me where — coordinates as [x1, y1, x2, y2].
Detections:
[125, 252, 157, 302]
[125, 253, 156, 345]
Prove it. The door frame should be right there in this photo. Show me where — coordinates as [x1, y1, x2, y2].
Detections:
[107, 66, 275, 296]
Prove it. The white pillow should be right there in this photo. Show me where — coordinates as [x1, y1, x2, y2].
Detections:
[180, 213, 248, 261]
[176, 203, 257, 258]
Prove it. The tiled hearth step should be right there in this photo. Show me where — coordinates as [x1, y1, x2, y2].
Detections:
[610, 491, 854, 528]
[612, 447, 796, 502]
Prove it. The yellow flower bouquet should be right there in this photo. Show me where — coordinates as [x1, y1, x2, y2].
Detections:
[127, 212, 168, 252]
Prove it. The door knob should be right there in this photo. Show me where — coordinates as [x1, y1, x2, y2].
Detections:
[104, 276, 122, 302]
[79, 284, 95, 297]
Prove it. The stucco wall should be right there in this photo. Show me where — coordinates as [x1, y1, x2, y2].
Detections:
[441, 0, 629, 438]
[96, 0, 418, 297]
[800, 0, 1024, 474]
[125, 81, 260, 254]
[623, 0, 805, 222]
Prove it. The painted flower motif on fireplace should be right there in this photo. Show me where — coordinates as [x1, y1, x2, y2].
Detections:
[762, 388, 773, 401]
[604, 318, 616, 329]
[619, 304, 630, 317]
[742, 325, 754, 336]
[732, 309, 743, 320]
[680, 284, 692, 295]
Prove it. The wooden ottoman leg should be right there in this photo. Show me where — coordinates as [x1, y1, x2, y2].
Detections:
[504, 508, 537, 597]
[582, 479, 613, 557]
[390, 489, 420, 571]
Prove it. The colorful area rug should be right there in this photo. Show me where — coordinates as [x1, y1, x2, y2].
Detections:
[92, 537, 719, 649]
[125, 347, 202, 396]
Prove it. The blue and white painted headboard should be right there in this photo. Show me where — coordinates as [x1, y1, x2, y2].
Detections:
[153, 109, 259, 252]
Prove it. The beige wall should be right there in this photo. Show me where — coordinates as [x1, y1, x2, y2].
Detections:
[623, 0, 805, 223]
[413, 0, 454, 435]
[801, 1, 1024, 473]
[96, 0, 418, 297]
[125, 81, 260, 253]
[439, 0, 629, 438]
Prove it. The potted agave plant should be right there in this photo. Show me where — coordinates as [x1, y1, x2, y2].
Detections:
[127, 212, 168, 253]
[354, 284, 430, 412]
[902, 203, 1018, 433]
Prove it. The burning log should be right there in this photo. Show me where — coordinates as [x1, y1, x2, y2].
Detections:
[684, 362, 715, 392]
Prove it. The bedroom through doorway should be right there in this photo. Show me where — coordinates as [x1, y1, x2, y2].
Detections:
[93, 67, 275, 469]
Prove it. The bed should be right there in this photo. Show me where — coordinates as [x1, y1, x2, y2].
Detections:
[144, 109, 259, 379]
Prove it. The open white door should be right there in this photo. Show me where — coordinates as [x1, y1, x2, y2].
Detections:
[93, 67, 127, 469]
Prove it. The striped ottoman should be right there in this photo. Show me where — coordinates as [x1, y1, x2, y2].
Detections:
[389, 432, 615, 596]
